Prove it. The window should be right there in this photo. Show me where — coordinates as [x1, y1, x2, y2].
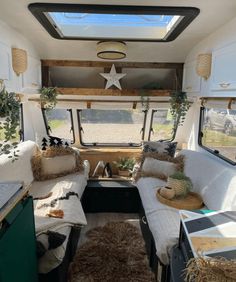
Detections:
[77, 109, 147, 146]
[149, 109, 175, 141]
[29, 4, 199, 42]
[0, 104, 24, 142]
[199, 107, 236, 164]
[42, 109, 75, 143]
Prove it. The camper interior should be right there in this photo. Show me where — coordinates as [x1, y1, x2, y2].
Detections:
[1, 1, 236, 282]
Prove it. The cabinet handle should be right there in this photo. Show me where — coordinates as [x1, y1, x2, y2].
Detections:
[141, 216, 147, 225]
[219, 83, 231, 88]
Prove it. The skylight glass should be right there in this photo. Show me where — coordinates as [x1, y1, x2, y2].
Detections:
[46, 12, 181, 40]
[29, 4, 200, 42]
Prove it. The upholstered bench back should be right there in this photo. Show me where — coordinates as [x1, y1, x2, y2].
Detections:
[180, 150, 236, 210]
[0, 141, 38, 185]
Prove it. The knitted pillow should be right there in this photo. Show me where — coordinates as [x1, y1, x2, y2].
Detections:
[142, 141, 177, 157]
[31, 147, 84, 181]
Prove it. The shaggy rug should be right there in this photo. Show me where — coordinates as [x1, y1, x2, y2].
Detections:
[68, 221, 155, 282]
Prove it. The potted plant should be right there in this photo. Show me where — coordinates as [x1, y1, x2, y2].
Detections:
[40, 87, 58, 110]
[113, 157, 136, 177]
[0, 84, 21, 160]
[167, 171, 193, 198]
[170, 91, 190, 128]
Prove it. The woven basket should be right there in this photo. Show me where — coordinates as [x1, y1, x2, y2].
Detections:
[167, 177, 189, 197]
[12, 48, 27, 75]
[196, 53, 212, 80]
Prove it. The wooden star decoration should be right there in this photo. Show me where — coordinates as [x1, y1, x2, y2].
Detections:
[100, 64, 126, 90]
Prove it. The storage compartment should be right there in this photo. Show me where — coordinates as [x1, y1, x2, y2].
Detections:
[211, 41, 236, 91]
[0, 197, 37, 282]
[82, 180, 141, 213]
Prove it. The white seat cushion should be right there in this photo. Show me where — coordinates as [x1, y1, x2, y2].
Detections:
[0, 141, 38, 185]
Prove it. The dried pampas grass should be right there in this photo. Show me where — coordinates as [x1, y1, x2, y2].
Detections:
[185, 256, 236, 282]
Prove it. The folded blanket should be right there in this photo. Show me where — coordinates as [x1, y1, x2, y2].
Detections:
[32, 181, 87, 236]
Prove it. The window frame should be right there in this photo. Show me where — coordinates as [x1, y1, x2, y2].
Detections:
[28, 3, 199, 42]
[41, 108, 75, 143]
[198, 106, 236, 166]
[148, 109, 176, 141]
[19, 104, 24, 141]
[77, 109, 147, 147]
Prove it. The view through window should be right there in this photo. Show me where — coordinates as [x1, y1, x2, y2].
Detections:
[200, 107, 236, 163]
[149, 109, 175, 141]
[43, 109, 74, 142]
[78, 109, 146, 146]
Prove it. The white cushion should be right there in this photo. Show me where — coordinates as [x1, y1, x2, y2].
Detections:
[0, 141, 38, 185]
[30, 160, 90, 199]
[142, 157, 177, 177]
[146, 210, 180, 265]
[180, 150, 236, 210]
[41, 155, 76, 176]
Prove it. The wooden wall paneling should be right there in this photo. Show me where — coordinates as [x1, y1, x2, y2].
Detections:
[80, 149, 141, 177]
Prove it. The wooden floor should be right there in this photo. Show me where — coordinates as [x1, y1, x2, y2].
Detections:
[78, 213, 140, 247]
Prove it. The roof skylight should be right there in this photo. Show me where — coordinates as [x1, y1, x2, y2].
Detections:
[29, 4, 200, 42]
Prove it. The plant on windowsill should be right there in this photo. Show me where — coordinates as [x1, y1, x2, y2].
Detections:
[0, 81, 21, 161]
[113, 157, 136, 177]
[170, 91, 190, 129]
[39, 87, 58, 110]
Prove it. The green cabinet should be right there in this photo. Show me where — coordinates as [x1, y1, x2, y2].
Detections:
[0, 197, 38, 282]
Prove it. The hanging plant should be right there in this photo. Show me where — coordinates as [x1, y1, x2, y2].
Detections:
[0, 85, 21, 160]
[40, 87, 58, 110]
[170, 91, 190, 128]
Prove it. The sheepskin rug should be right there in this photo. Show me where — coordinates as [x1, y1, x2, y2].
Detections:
[68, 221, 155, 282]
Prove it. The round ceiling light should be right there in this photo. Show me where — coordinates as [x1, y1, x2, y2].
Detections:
[97, 41, 127, 60]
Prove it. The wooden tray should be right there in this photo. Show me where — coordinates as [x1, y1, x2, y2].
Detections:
[156, 189, 204, 210]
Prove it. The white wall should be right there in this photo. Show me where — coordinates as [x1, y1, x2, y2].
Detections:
[179, 15, 236, 151]
[0, 20, 46, 140]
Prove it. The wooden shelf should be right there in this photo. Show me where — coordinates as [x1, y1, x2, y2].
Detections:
[57, 88, 171, 96]
[89, 175, 132, 181]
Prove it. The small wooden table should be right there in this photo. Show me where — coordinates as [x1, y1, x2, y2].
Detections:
[170, 210, 236, 282]
[180, 210, 236, 258]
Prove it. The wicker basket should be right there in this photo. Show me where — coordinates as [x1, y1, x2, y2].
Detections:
[12, 48, 27, 75]
[167, 177, 189, 197]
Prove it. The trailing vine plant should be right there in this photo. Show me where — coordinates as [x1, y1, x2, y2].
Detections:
[0, 81, 21, 161]
[40, 87, 58, 110]
[170, 91, 190, 129]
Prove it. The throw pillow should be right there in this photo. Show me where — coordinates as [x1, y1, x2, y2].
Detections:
[142, 141, 177, 157]
[134, 153, 185, 182]
[41, 155, 76, 176]
[142, 157, 177, 179]
[36, 134, 72, 151]
[31, 147, 84, 181]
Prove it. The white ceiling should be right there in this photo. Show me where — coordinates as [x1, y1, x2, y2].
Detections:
[0, 0, 236, 62]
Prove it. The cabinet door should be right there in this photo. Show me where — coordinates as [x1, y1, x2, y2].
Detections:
[0, 197, 38, 282]
[22, 55, 41, 90]
[211, 42, 236, 91]
[182, 60, 201, 93]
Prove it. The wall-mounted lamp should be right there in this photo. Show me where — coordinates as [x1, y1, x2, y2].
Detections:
[196, 53, 212, 80]
[97, 41, 127, 60]
[12, 47, 28, 76]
